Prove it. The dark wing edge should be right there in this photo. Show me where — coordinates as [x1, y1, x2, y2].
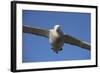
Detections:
[23, 26, 49, 38]
[64, 34, 91, 51]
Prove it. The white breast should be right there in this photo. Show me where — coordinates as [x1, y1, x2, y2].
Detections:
[49, 29, 60, 44]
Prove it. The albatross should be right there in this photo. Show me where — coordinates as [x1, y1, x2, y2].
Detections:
[23, 25, 91, 54]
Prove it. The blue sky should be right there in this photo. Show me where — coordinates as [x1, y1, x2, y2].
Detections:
[22, 10, 91, 63]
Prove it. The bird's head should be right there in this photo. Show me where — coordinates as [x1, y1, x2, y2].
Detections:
[54, 25, 61, 31]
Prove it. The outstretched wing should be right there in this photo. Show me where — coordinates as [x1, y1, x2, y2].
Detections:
[23, 26, 49, 38]
[64, 34, 91, 51]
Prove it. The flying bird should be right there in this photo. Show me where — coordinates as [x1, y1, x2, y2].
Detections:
[23, 25, 91, 54]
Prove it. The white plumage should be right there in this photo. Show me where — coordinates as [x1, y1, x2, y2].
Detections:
[49, 25, 64, 53]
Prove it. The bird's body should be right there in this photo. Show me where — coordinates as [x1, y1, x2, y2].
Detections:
[49, 25, 64, 53]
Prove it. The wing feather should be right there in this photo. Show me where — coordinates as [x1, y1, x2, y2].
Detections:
[64, 34, 91, 51]
[23, 26, 49, 38]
